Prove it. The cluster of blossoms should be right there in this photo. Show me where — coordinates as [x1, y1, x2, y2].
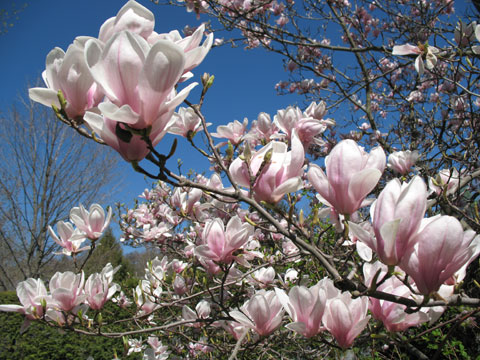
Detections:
[3, 0, 480, 358]
[0, 264, 119, 327]
[29, 0, 213, 162]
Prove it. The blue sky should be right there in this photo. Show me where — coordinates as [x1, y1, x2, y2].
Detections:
[0, 0, 303, 208]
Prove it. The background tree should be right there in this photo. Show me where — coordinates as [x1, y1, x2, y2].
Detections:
[82, 228, 134, 283]
[0, 97, 119, 290]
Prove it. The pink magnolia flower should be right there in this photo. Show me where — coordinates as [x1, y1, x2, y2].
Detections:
[304, 101, 328, 121]
[363, 262, 429, 332]
[429, 168, 460, 196]
[250, 267, 276, 288]
[229, 131, 305, 204]
[84, 31, 195, 161]
[135, 280, 160, 316]
[195, 216, 254, 264]
[70, 203, 112, 240]
[173, 275, 187, 295]
[392, 43, 439, 76]
[168, 107, 208, 137]
[387, 150, 420, 175]
[323, 292, 370, 349]
[247, 112, 279, 144]
[49, 221, 89, 256]
[84, 264, 120, 310]
[0, 278, 50, 319]
[275, 283, 327, 338]
[49, 271, 86, 312]
[230, 290, 284, 336]
[400, 215, 480, 295]
[182, 300, 211, 327]
[308, 139, 385, 215]
[350, 176, 427, 265]
[274, 105, 329, 147]
[29, 37, 103, 119]
[454, 21, 476, 47]
[211, 118, 248, 146]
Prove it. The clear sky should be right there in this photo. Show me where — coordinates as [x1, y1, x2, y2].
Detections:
[0, 0, 304, 208]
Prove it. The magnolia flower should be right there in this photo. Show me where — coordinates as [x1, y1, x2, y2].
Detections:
[168, 107, 207, 137]
[195, 216, 254, 264]
[229, 131, 305, 204]
[400, 215, 480, 295]
[323, 292, 370, 349]
[350, 176, 428, 266]
[182, 300, 211, 327]
[49, 271, 86, 312]
[387, 150, 420, 175]
[211, 118, 248, 146]
[392, 43, 439, 76]
[363, 262, 429, 332]
[473, 24, 480, 54]
[454, 21, 476, 47]
[274, 105, 329, 147]
[429, 168, 460, 196]
[84, 264, 121, 310]
[70, 203, 112, 240]
[0, 278, 50, 320]
[275, 283, 327, 338]
[250, 267, 276, 288]
[135, 280, 160, 316]
[308, 139, 385, 215]
[304, 101, 328, 120]
[230, 290, 284, 336]
[29, 37, 103, 119]
[84, 31, 196, 161]
[49, 221, 89, 256]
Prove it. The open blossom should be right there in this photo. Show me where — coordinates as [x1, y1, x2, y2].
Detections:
[49, 221, 89, 256]
[195, 216, 254, 264]
[323, 292, 370, 349]
[84, 31, 196, 161]
[230, 290, 284, 336]
[400, 215, 480, 295]
[274, 105, 331, 148]
[49, 271, 86, 312]
[29, 38, 103, 119]
[70, 203, 112, 240]
[275, 283, 327, 338]
[229, 131, 305, 204]
[211, 118, 248, 146]
[0, 278, 50, 319]
[308, 139, 385, 215]
[387, 150, 419, 174]
[350, 176, 427, 266]
[84, 264, 120, 310]
[364, 262, 429, 332]
[168, 107, 208, 137]
[392, 43, 439, 76]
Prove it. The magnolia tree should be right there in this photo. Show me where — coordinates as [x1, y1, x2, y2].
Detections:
[2, 0, 480, 358]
